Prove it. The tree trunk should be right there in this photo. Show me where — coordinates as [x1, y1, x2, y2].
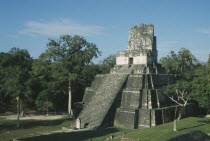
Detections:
[173, 113, 181, 132]
[16, 98, 20, 128]
[0, 93, 3, 104]
[173, 119, 177, 131]
[47, 108, 49, 116]
[68, 79, 72, 116]
[20, 100, 25, 117]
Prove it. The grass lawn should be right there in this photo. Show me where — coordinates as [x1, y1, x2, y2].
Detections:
[0, 117, 209, 141]
[0, 117, 73, 141]
[113, 117, 210, 141]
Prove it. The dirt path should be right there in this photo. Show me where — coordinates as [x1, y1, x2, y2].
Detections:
[0, 114, 68, 120]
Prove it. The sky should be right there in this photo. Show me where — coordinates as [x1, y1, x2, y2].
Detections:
[0, 0, 210, 63]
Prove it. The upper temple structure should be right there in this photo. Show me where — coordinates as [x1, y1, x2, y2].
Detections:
[74, 24, 192, 130]
[116, 24, 157, 65]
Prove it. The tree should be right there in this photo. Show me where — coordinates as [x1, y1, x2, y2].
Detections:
[161, 48, 198, 131]
[160, 48, 198, 81]
[30, 58, 65, 112]
[0, 48, 32, 127]
[0, 52, 12, 106]
[0, 48, 32, 107]
[99, 54, 116, 74]
[190, 58, 210, 114]
[163, 81, 192, 131]
[42, 35, 101, 116]
[35, 90, 54, 116]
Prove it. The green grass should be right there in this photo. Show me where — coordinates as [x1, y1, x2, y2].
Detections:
[0, 117, 73, 141]
[113, 117, 210, 141]
[0, 117, 209, 141]
[19, 127, 132, 141]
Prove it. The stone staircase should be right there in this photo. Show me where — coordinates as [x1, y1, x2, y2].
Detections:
[111, 65, 134, 74]
[77, 73, 128, 130]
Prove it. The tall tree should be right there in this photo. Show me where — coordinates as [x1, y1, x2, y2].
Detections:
[161, 48, 198, 131]
[163, 81, 192, 131]
[0, 48, 32, 107]
[42, 35, 100, 116]
[0, 48, 32, 127]
[190, 57, 210, 114]
[160, 48, 198, 81]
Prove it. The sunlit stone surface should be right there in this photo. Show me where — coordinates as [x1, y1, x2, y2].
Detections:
[74, 24, 192, 130]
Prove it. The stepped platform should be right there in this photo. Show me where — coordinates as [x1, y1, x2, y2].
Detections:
[74, 24, 192, 130]
[76, 74, 128, 129]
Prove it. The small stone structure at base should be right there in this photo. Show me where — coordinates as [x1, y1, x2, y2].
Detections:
[74, 24, 193, 130]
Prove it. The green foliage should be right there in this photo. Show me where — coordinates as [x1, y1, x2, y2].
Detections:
[161, 49, 198, 105]
[43, 34, 101, 82]
[0, 35, 101, 112]
[31, 58, 67, 111]
[190, 64, 210, 113]
[161, 48, 210, 113]
[163, 80, 192, 105]
[32, 35, 101, 110]
[160, 48, 198, 81]
[35, 90, 54, 112]
[0, 48, 32, 111]
[99, 54, 116, 74]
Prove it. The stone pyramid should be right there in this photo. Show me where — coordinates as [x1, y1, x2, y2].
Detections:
[74, 24, 192, 130]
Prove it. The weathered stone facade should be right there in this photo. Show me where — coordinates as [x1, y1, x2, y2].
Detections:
[116, 24, 157, 65]
[74, 24, 192, 130]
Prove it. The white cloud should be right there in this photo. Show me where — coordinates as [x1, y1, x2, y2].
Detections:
[19, 19, 104, 37]
[198, 28, 210, 34]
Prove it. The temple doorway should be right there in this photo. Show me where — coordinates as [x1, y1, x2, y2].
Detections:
[129, 57, 133, 65]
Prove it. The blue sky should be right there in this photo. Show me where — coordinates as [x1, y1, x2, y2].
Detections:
[0, 0, 210, 63]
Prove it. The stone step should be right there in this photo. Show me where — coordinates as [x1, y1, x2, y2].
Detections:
[77, 74, 128, 129]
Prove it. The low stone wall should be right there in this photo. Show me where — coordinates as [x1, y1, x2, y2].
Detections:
[115, 104, 193, 129]
[139, 104, 193, 128]
[114, 108, 138, 129]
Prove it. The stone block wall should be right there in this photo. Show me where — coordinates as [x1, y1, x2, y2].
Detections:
[114, 108, 139, 129]
[76, 74, 128, 129]
[121, 90, 141, 109]
[90, 74, 106, 89]
[83, 87, 95, 105]
[125, 74, 143, 89]
[139, 104, 193, 127]
[138, 109, 152, 127]
[112, 69, 192, 129]
[127, 24, 155, 51]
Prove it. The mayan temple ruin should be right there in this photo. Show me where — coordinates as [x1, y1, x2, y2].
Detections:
[74, 24, 192, 130]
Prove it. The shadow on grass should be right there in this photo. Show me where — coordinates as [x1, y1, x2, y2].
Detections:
[178, 118, 210, 131]
[20, 128, 119, 141]
[198, 119, 210, 124]
[178, 124, 205, 131]
[0, 118, 71, 133]
[167, 130, 210, 141]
